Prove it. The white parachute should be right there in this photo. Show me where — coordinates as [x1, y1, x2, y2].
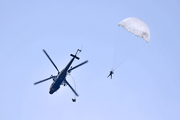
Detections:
[118, 17, 150, 43]
[112, 17, 150, 70]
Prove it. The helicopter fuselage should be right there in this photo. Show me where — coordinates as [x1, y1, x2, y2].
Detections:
[49, 56, 75, 94]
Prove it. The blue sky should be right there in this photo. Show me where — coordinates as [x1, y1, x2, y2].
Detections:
[0, 0, 180, 120]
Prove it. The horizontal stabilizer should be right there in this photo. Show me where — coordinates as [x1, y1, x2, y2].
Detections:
[70, 54, 80, 60]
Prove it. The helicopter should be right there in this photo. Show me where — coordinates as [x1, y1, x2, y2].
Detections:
[34, 49, 88, 98]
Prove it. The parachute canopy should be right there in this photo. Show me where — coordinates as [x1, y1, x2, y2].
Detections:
[118, 17, 150, 43]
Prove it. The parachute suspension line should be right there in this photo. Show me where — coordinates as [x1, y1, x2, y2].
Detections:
[112, 26, 126, 71]
[117, 32, 126, 63]
[112, 27, 119, 70]
[112, 28, 133, 70]
[115, 40, 144, 70]
[118, 33, 132, 60]
[113, 39, 146, 70]
[117, 35, 137, 65]
[113, 38, 131, 70]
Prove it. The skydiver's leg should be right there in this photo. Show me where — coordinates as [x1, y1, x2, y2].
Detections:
[108, 72, 112, 78]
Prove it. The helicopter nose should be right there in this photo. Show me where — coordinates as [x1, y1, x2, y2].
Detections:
[49, 90, 53, 94]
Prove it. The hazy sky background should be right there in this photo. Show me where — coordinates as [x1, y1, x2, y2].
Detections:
[0, 0, 180, 120]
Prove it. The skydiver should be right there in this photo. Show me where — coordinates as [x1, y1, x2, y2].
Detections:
[107, 70, 114, 79]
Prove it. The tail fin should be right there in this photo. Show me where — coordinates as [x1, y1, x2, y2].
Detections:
[70, 49, 82, 60]
[70, 54, 80, 60]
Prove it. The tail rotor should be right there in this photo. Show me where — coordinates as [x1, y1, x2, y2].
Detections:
[77, 46, 83, 56]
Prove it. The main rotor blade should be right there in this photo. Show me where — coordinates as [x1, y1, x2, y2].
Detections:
[34, 76, 54, 85]
[64, 79, 79, 97]
[43, 49, 59, 73]
[68, 60, 88, 73]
